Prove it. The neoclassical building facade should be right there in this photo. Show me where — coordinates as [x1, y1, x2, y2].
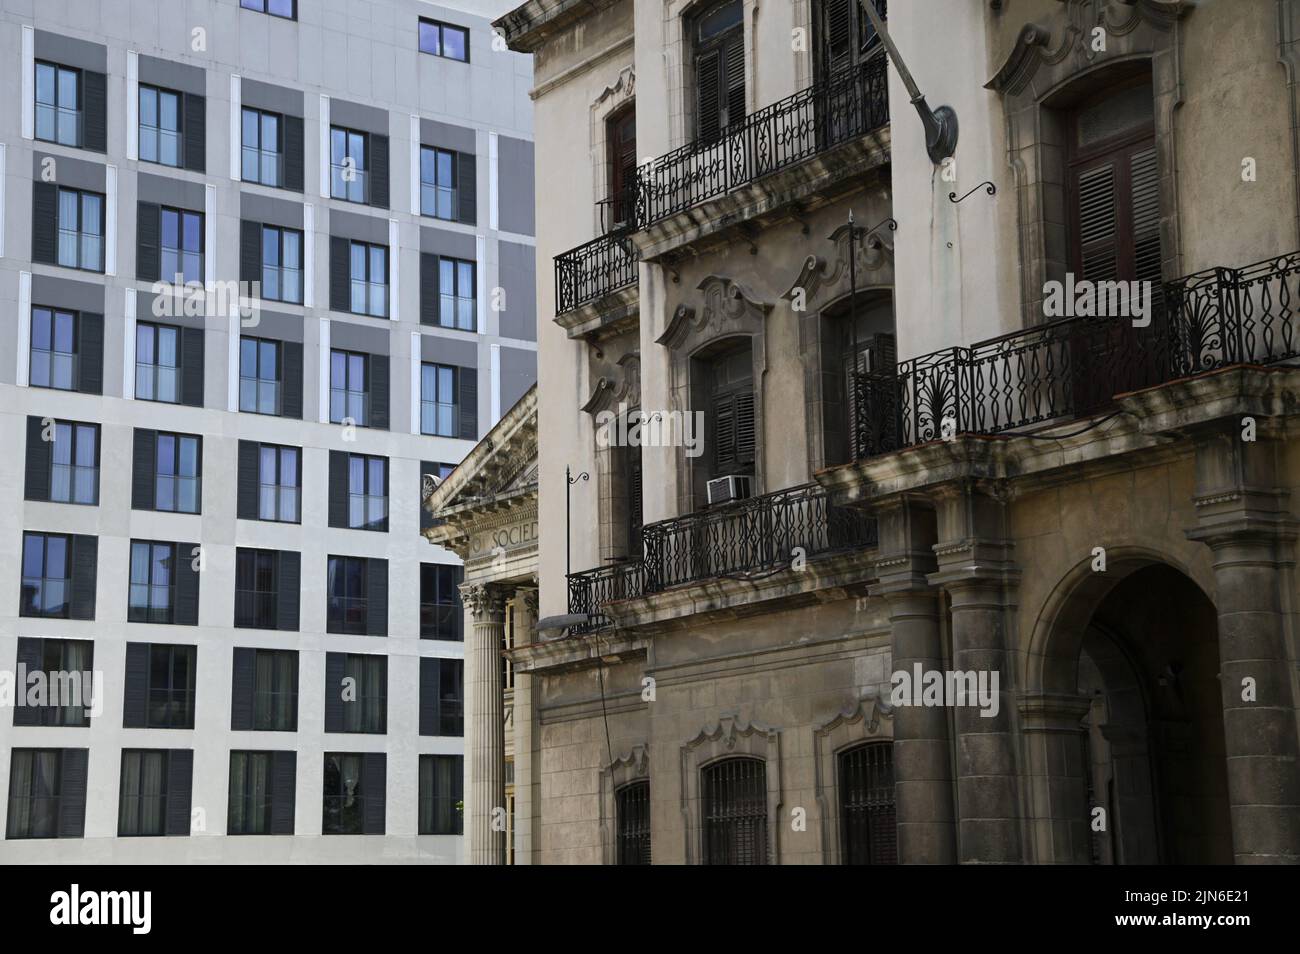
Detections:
[495, 0, 1300, 864]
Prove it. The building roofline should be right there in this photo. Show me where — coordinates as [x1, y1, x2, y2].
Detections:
[492, 0, 620, 53]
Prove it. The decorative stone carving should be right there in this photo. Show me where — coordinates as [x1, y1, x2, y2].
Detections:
[581, 352, 642, 415]
[812, 693, 895, 864]
[656, 276, 772, 349]
[459, 582, 505, 621]
[782, 220, 895, 311]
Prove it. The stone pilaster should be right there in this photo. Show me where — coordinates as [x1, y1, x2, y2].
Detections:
[929, 483, 1023, 864]
[461, 582, 508, 865]
[511, 587, 540, 865]
[869, 497, 956, 863]
[1018, 692, 1093, 864]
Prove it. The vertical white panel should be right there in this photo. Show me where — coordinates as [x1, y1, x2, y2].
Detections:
[227, 309, 240, 411]
[123, 288, 137, 399]
[319, 95, 331, 199]
[21, 26, 34, 141]
[409, 114, 421, 216]
[490, 342, 502, 426]
[17, 271, 32, 386]
[204, 184, 217, 287]
[126, 52, 139, 162]
[303, 203, 315, 309]
[318, 318, 331, 423]
[410, 332, 422, 435]
[389, 218, 400, 321]
[229, 74, 242, 180]
[488, 132, 500, 231]
[0, 143, 6, 259]
[104, 165, 118, 276]
[476, 235, 488, 334]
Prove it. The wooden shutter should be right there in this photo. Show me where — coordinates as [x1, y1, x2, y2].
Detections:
[132, 428, 157, 510]
[181, 327, 205, 407]
[328, 450, 349, 528]
[240, 219, 262, 285]
[165, 749, 194, 836]
[457, 152, 477, 225]
[57, 749, 89, 838]
[270, 751, 297, 835]
[230, 647, 255, 731]
[82, 71, 107, 152]
[13, 639, 45, 726]
[175, 542, 200, 626]
[1130, 147, 1162, 290]
[237, 440, 259, 520]
[31, 182, 58, 265]
[24, 416, 51, 501]
[276, 551, 301, 631]
[419, 656, 441, 736]
[69, 535, 97, 620]
[820, 0, 854, 79]
[735, 387, 756, 465]
[1076, 163, 1118, 283]
[458, 366, 478, 440]
[361, 753, 386, 834]
[329, 236, 349, 312]
[283, 115, 305, 192]
[713, 393, 736, 472]
[324, 653, 345, 732]
[420, 253, 440, 325]
[137, 202, 161, 282]
[123, 642, 150, 728]
[627, 446, 643, 553]
[369, 355, 390, 430]
[696, 48, 723, 142]
[369, 134, 390, 209]
[366, 559, 388, 636]
[282, 341, 304, 419]
[724, 29, 746, 130]
[76, 312, 104, 395]
[183, 93, 206, 173]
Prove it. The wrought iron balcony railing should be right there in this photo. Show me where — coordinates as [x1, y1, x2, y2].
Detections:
[554, 232, 640, 316]
[852, 251, 1300, 458]
[567, 482, 877, 619]
[637, 54, 890, 227]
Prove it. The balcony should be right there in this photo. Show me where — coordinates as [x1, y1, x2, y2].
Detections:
[553, 231, 639, 318]
[567, 482, 877, 621]
[851, 251, 1300, 459]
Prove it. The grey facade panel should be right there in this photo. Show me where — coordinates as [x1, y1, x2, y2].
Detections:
[34, 30, 107, 72]
[241, 78, 304, 117]
[31, 152, 105, 192]
[330, 319, 390, 355]
[497, 137, 536, 236]
[500, 348, 537, 413]
[241, 192, 304, 229]
[30, 275, 106, 314]
[419, 226, 475, 260]
[498, 241, 537, 341]
[138, 55, 207, 96]
[420, 118, 476, 154]
[248, 310, 305, 344]
[330, 208, 389, 245]
[420, 333, 477, 367]
[137, 172, 206, 211]
[330, 97, 389, 136]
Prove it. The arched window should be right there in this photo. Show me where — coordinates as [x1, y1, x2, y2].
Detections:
[838, 741, 896, 864]
[701, 757, 767, 864]
[615, 779, 651, 865]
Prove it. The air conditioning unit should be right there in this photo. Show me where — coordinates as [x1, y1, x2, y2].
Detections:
[706, 474, 753, 507]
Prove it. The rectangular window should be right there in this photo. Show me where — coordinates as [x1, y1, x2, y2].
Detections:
[261, 225, 303, 304]
[234, 549, 278, 629]
[419, 146, 458, 220]
[154, 432, 201, 513]
[439, 257, 475, 330]
[348, 454, 387, 531]
[327, 556, 368, 635]
[232, 648, 299, 731]
[26, 419, 99, 505]
[330, 127, 368, 203]
[420, 363, 457, 437]
[56, 187, 104, 272]
[29, 307, 77, 391]
[13, 639, 94, 728]
[123, 644, 197, 730]
[135, 322, 181, 403]
[20, 532, 70, 619]
[329, 349, 369, 425]
[227, 751, 274, 835]
[348, 241, 388, 317]
[325, 653, 387, 734]
[239, 337, 281, 415]
[160, 207, 203, 284]
[420, 564, 464, 640]
[118, 749, 192, 836]
[241, 0, 296, 20]
[418, 19, 469, 62]
[241, 107, 282, 186]
[128, 541, 177, 624]
[6, 749, 87, 840]
[35, 61, 81, 147]
[419, 657, 464, 736]
[139, 85, 182, 167]
[418, 754, 464, 835]
[259, 445, 300, 522]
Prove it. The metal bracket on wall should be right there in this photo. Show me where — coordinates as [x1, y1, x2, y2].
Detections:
[948, 181, 997, 204]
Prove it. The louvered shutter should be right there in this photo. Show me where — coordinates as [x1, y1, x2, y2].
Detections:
[821, 0, 853, 78]
[369, 134, 389, 209]
[76, 313, 104, 395]
[137, 202, 161, 282]
[696, 49, 722, 142]
[24, 416, 51, 501]
[69, 535, 97, 620]
[457, 152, 477, 225]
[329, 236, 350, 312]
[276, 551, 300, 631]
[240, 219, 262, 285]
[369, 355, 390, 430]
[183, 93, 206, 173]
[366, 558, 388, 636]
[231, 647, 255, 730]
[627, 446, 643, 553]
[324, 653, 345, 732]
[13, 639, 44, 726]
[723, 29, 746, 130]
[181, 327, 205, 407]
[420, 253, 439, 325]
[31, 183, 58, 265]
[175, 542, 200, 625]
[1076, 163, 1118, 284]
[132, 429, 157, 510]
[165, 749, 194, 836]
[362, 753, 386, 834]
[123, 643, 150, 728]
[283, 115, 305, 192]
[328, 450, 349, 528]
[735, 387, 756, 465]
[237, 440, 259, 520]
[1130, 147, 1162, 292]
[458, 366, 477, 439]
[713, 393, 736, 472]
[57, 749, 89, 837]
[419, 656, 441, 736]
[82, 71, 107, 152]
[281, 342, 304, 419]
[270, 751, 297, 835]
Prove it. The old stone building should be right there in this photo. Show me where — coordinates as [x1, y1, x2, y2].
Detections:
[491, 0, 1300, 864]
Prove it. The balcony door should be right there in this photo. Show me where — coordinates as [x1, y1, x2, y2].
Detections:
[605, 105, 637, 233]
[817, 0, 884, 81]
[692, 0, 745, 143]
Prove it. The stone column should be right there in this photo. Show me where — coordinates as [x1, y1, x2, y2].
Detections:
[930, 484, 1023, 864]
[1017, 692, 1092, 863]
[461, 582, 507, 865]
[511, 587, 540, 865]
[869, 497, 956, 863]
[1186, 430, 1300, 862]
